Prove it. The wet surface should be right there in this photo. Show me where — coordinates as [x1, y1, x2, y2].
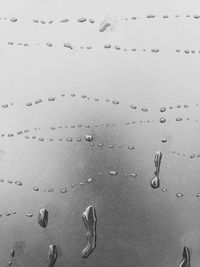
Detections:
[1, 0, 200, 266]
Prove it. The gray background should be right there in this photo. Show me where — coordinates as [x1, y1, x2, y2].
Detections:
[0, 0, 200, 266]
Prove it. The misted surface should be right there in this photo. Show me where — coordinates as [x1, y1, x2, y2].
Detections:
[1, 0, 200, 266]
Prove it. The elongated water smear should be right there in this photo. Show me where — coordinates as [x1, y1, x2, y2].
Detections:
[150, 151, 162, 189]
[38, 208, 48, 228]
[82, 206, 97, 258]
[48, 244, 57, 267]
[179, 247, 190, 267]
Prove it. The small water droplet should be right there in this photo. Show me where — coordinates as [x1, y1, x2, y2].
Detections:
[15, 181, 22, 186]
[10, 249, 15, 257]
[26, 212, 33, 217]
[89, 19, 95, 23]
[26, 102, 32, 107]
[48, 97, 56, 101]
[46, 42, 53, 47]
[33, 187, 39, 191]
[64, 43, 73, 49]
[160, 118, 166, 123]
[161, 138, 167, 143]
[130, 173, 137, 177]
[10, 17, 17, 22]
[60, 18, 69, 23]
[162, 188, 167, 192]
[109, 171, 118, 176]
[112, 100, 119, 105]
[176, 193, 183, 198]
[39, 137, 44, 141]
[128, 145, 134, 150]
[130, 105, 137, 109]
[60, 188, 67, 193]
[141, 107, 148, 112]
[104, 44, 111, 49]
[78, 17, 87, 23]
[160, 107, 166, 112]
[86, 177, 93, 183]
[2, 104, 8, 108]
[66, 137, 72, 142]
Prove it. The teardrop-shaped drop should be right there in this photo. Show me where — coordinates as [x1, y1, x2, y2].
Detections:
[38, 208, 48, 228]
[48, 244, 57, 267]
[150, 175, 160, 189]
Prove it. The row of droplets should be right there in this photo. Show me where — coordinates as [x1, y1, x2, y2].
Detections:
[2, 129, 200, 160]
[5, 40, 200, 55]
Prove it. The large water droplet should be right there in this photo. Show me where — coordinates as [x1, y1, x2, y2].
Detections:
[82, 206, 97, 258]
[38, 208, 48, 228]
[150, 151, 162, 189]
[179, 247, 190, 267]
[48, 244, 57, 267]
[84, 134, 93, 142]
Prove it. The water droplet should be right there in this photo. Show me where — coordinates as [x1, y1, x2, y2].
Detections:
[82, 206, 97, 258]
[60, 18, 69, 23]
[194, 14, 200, 19]
[151, 48, 159, 53]
[176, 117, 182, 121]
[15, 181, 22, 186]
[109, 171, 118, 176]
[99, 20, 111, 32]
[109, 144, 114, 148]
[196, 193, 200, 197]
[160, 118, 166, 123]
[190, 154, 195, 158]
[86, 177, 93, 183]
[89, 19, 95, 23]
[130, 105, 137, 109]
[161, 138, 167, 143]
[8, 42, 14, 45]
[179, 247, 190, 267]
[176, 193, 183, 198]
[40, 20, 45, 24]
[130, 173, 137, 177]
[10, 17, 17, 22]
[2, 104, 8, 108]
[112, 100, 119, 105]
[184, 49, 190, 54]
[66, 137, 72, 142]
[128, 145, 134, 150]
[33, 187, 39, 191]
[38, 208, 48, 228]
[162, 188, 167, 192]
[33, 19, 39, 23]
[39, 137, 44, 141]
[163, 15, 169, 18]
[8, 261, 12, 265]
[7, 180, 13, 184]
[6, 212, 11, 216]
[63, 43, 73, 49]
[26, 212, 33, 217]
[141, 107, 148, 112]
[150, 151, 162, 189]
[160, 107, 166, 112]
[46, 42, 52, 47]
[48, 97, 56, 101]
[10, 249, 15, 257]
[8, 133, 14, 137]
[48, 244, 57, 267]
[48, 188, 54, 192]
[60, 188, 67, 193]
[147, 15, 156, 18]
[84, 134, 93, 142]
[104, 44, 111, 49]
[78, 17, 87, 23]
[115, 45, 121, 50]
[150, 176, 160, 189]
[35, 99, 42, 104]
